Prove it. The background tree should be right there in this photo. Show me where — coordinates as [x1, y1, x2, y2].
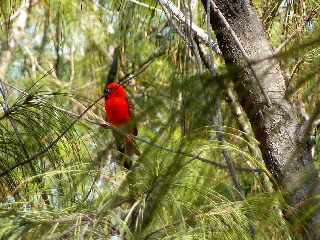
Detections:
[197, 0, 320, 238]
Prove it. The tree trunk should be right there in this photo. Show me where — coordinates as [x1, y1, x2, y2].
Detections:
[200, 0, 320, 238]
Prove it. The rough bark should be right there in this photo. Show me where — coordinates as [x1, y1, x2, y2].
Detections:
[200, 0, 320, 238]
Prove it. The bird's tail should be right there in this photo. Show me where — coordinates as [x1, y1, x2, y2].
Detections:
[124, 135, 141, 157]
[114, 134, 140, 169]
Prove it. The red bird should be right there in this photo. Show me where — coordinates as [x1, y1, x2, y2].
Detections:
[104, 82, 140, 168]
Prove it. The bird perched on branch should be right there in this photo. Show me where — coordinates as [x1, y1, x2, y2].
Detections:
[104, 82, 140, 169]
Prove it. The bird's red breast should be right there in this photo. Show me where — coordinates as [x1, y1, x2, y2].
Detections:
[105, 82, 131, 126]
[104, 82, 140, 160]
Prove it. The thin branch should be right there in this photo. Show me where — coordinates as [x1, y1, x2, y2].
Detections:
[128, 0, 162, 12]
[0, 0, 36, 29]
[226, 85, 253, 136]
[194, 36, 216, 76]
[161, 6, 190, 43]
[54, 9, 62, 79]
[300, 107, 320, 143]
[157, 0, 221, 54]
[210, 0, 249, 61]
[0, 82, 30, 158]
[69, 42, 75, 90]
[160, 2, 203, 72]
[288, 58, 305, 84]
[118, 47, 166, 85]
[213, 95, 244, 199]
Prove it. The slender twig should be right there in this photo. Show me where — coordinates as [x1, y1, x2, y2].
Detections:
[226, 85, 253, 136]
[161, 6, 190, 44]
[213, 95, 244, 199]
[0, 81, 30, 158]
[22, 45, 66, 85]
[210, 0, 249, 61]
[160, 1, 202, 73]
[300, 107, 320, 143]
[119, 47, 166, 85]
[213, 95, 256, 236]
[128, 0, 162, 12]
[54, 9, 61, 79]
[157, 0, 221, 54]
[69, 43, 75, 89]
[288, 58, 304, 84]
[194, 37, 216, 76]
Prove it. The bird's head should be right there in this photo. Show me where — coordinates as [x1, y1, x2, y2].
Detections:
[105, 82, 127, 98]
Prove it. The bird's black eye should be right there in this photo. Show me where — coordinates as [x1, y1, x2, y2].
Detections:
[104, 88, 110, 96]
